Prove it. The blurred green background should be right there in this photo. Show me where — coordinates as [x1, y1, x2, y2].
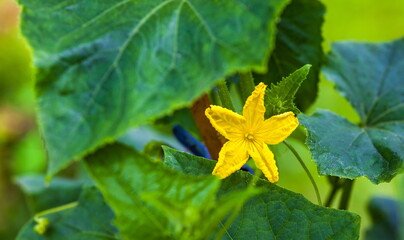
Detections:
[0, 0, 403, 239]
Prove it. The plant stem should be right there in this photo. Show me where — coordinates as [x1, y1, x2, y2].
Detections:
[33, 201, 79, 234]
[324, 176, 342, 207]
[283, 141, 322, 206]
[327, 175, 340, 186]
[190, 94, 225, 160]
[250, 168, 262, 187]
[338, 179, 354, 210]
[239, 72, 255, 102]
[34, 202, 78, 219]
[216, 80, 235, 111]
[325, 184, 340, 207]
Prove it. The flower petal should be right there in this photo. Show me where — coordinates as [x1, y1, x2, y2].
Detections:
[212, 140, 249, 179]
[242, 82, 267, 129]
[205, 105, 246, 141]
[256, 111, 299, 145]
[249, 142, 279, 183]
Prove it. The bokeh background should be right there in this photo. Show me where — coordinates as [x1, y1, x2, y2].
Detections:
[0, 0, 403, 239]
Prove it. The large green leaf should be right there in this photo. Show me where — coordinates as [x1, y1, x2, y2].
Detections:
[163, 147, 361, 240]
[84, 143, 257, 240]
[254, 0, 324, 110]
[264, 64, 310, 117]
[16, 186, 118, 240]
[20, 0, 290, 178]
[300, 39, 404, 183]
[15, 175, 84, 213]
[299, 110, 403, 183]
[323, 39, 404, 125]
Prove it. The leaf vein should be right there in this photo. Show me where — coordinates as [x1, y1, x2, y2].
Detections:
[56, 0, 132, 49]
[68, 0, 176, 141]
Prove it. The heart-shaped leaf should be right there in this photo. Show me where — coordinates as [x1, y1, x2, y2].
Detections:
[84, 143, 257, 240]
[300, 38, 404, 183]
[163, 147, 361, 240]
[20, 0, 290, 178]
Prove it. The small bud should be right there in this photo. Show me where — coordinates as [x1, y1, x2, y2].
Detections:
[34, 217, 49, 235]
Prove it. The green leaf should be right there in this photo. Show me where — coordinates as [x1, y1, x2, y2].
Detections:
[364, 197, 401, 240]
[163, 147, 361, 240]
[118, 125, 186, 153]
[254, 0, 325, 110]
[300, 111, 404, 183]
[323, 39, 404, 126]
[16, 186, 118, 240]
[20, 0, 291, 178]
[15, 175, 84, 213]
[264, 64, 311, 117]
[84, 143, 257, 240]
[300, 39, 404, 183]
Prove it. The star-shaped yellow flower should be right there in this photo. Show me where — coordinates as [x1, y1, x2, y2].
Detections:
[205, 82, 299, 183]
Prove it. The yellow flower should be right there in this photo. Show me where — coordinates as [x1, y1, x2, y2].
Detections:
[205, 82, 299, 183]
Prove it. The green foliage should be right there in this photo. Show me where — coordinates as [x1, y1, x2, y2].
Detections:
[300, 110, 402, 184]
[163, 147, 361, 240]
[324, 39, 404, 126]
[14, 0, 404, 239]
[84, 143, 257, 240]
[300, 39, 404, 183]
[19, 0, 291, 178]
[118, 125, 185, 152]
[264, 64, 310, 117]
[365, 197, 402, 240]
[255, 0, 324, 110]
[15, 175, 83, 213]
[16, 186, 118, 240]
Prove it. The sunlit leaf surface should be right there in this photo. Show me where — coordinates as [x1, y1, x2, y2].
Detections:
[85, 143, 257, 240]
[20, 0, 290, 177]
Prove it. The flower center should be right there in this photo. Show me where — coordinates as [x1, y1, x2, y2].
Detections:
[245, 133, 254, 140]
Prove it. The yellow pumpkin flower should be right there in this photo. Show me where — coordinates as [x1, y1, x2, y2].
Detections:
[205, 82, 299, 183]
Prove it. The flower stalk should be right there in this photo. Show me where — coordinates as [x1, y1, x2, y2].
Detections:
[216, 80, 235, 112]
[239, 71, 255, 102]
[283, 140, 322, 206]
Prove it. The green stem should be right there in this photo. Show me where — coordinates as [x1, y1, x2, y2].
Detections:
[33, 201, 78, 235]
[216, 80, 235, 111]
[34, 201, 78, 219]
[250, 168, 262, 187]
[338, 179, 354, 210]
[324, 176, 343, 207]
[327, 176, 340, 186]
[239, 71, 255, 102]
[283, 141, 322, 206]
[325, 184, 340, 207]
